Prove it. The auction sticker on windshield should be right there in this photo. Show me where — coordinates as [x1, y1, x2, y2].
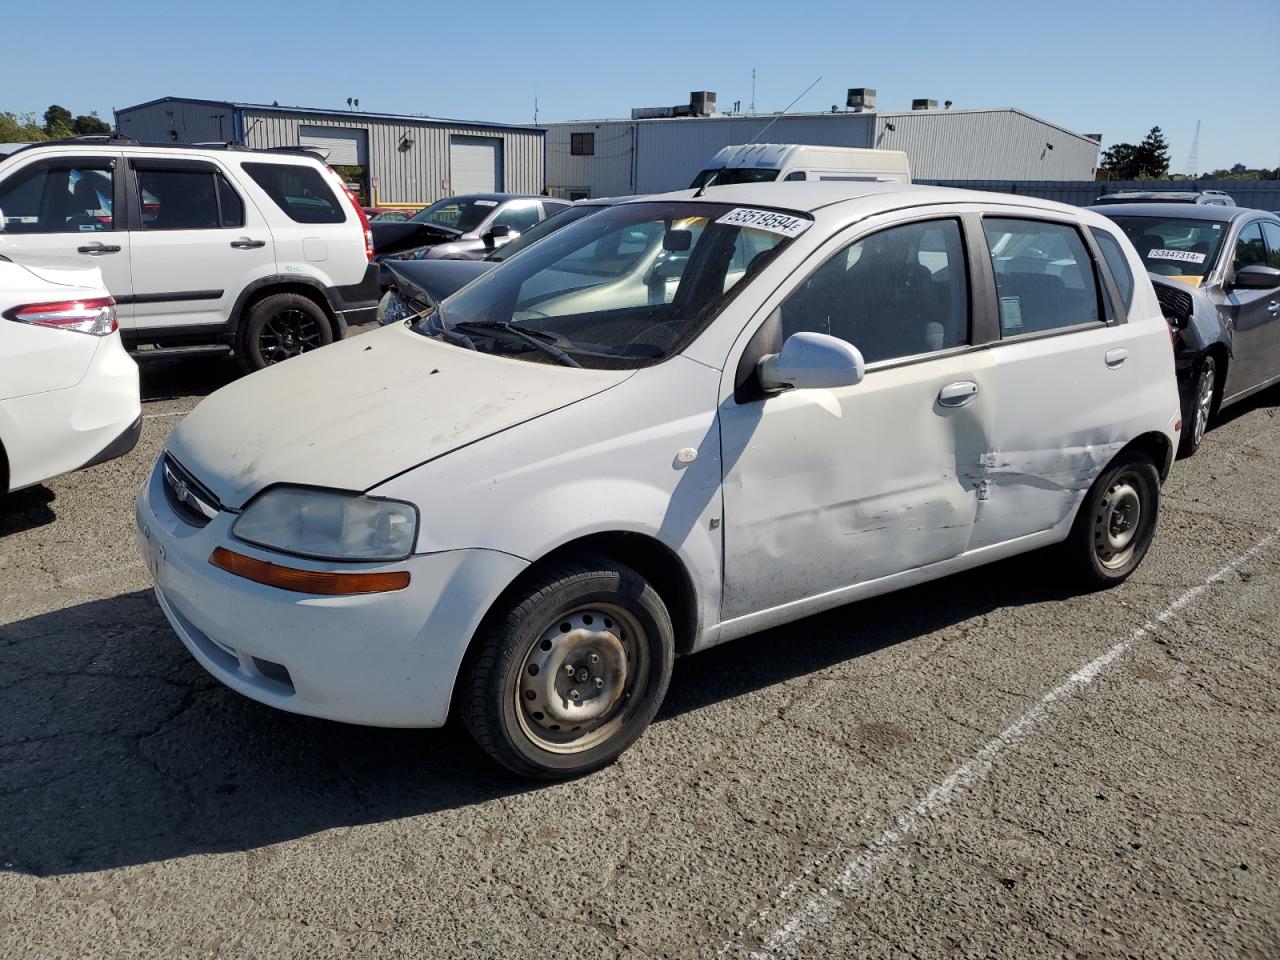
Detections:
[716, 208, 811, 238]
[1148, 248, 1206, 264]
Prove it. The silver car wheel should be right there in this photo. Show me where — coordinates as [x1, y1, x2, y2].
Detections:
[1094, 475, 1144, 570]
[515, 604, 649, 755]
[1194, 357, 1215, 447]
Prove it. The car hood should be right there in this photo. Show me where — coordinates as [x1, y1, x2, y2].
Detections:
[166, 325, 632, 509]
[387, 259, 494, 306]
[371, 219, 461, 256]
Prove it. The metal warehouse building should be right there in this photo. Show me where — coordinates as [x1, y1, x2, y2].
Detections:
[114, 97, 546, 208]
[546, 93, 1100, 199]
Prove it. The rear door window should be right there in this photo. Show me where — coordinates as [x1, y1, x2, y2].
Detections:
[983, 218, 1102, 336]
[0, 161, 115, 233]
[241, 162, 345, 224]
[135, 167, 245, 229]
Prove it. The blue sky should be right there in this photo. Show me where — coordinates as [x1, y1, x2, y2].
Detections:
[3, 0, 1277, 173]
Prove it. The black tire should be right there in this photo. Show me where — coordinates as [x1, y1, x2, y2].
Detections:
[1178, 354, 1217, 458]
[462, 557, 674, 780]
[236, 292, 334, 373]
[1064, 450, 1161, 588]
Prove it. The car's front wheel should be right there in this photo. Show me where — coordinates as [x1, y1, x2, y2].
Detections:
[1179, 354, 1217, 458]
[237, 292, 334, 373]
[462, 558, 674, 779]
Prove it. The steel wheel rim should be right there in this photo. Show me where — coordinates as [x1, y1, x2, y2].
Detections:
[1094, 475, 1144, 570]
[515, 603, 649, 755]
[1194, 360, 1215, 446]
[259, 308, 323, 364]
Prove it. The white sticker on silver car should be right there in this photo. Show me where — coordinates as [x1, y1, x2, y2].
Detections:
[1148, 248, 1206, 264]
[715, 208, 812, 238]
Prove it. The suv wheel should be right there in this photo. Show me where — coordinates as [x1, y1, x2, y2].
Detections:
[462, 558, 675, 779]
[237, 292, 334, 373]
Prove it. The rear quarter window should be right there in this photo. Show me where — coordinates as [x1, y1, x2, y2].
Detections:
[240, 162, 346, 224]
[1090, 227, 1135, 311]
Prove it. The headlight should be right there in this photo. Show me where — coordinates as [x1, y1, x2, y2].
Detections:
[232, 487, 418, 562]
[377, 290, 415, 326]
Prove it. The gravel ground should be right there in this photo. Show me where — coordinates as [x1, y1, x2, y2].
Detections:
[1, 344, 1277, 959]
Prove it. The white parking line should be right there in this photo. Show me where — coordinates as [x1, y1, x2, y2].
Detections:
[142, 410, 194, 420]
[727, 531, 1278, 960]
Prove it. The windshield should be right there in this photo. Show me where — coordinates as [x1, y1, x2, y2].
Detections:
[422, 201, 803, 369]
[689, 167, 781, 189]
[1104, 215, 1228, 282]
[487, 204, 603, 262]
[410, 196, 499, 233]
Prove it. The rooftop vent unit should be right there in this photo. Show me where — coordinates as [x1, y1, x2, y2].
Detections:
[912, 99, 938, 111]
[846, 88, 877, 112]
[630, 91, 717, 120]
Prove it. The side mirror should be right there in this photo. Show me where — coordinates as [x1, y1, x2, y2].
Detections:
[758, 332, 866, 392]
[482, 224, 513, 250]
[1233, 264, 1280, 290]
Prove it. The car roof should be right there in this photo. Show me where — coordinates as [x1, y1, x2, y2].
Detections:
[1086, 202, 1268, 222]
[628, 180, 1089, 219]
[448, 192, 543, 203]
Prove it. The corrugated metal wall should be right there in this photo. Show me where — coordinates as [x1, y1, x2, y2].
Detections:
[634, 114, 876, 193]
[115, 99, 231, 144]
[240, 109, 544, 205]
[544, 121, 635, 199]
[872, 110, 1098, 180]
[115, 99, 546, 206]
[921, 179, 1280, 210]
[545, 108, 1100, 198]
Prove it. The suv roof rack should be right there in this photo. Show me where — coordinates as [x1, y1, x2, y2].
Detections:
[0, 138, 330, 162]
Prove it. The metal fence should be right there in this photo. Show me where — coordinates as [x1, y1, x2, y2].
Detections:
[921, 179, 1280, 211]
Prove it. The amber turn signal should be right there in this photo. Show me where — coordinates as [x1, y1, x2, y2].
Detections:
[209, 547, 410, 595]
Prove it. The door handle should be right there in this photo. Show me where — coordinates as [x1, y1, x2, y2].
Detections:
[1105, 348, 1129, 368]
[77, 242, 121, 255]
[229, 238, 266, 249]
[1267, 301, 1279, 314]
[938, 381, 979, 407]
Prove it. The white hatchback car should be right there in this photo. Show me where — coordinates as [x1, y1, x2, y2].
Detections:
[1, 254, 140, 494]
[136, 183, 1181, 778]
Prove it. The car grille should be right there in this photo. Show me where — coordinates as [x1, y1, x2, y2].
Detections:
[162, 454, 222, 527]
[1153, 282, 1193, 323]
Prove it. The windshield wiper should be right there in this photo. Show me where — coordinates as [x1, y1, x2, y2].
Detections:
[449, 321, 582, 368]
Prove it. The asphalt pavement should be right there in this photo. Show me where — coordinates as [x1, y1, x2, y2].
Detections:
[1, 345, 1277, 959]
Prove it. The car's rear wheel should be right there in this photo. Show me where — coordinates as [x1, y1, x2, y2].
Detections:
[462, 558, 674, 779]
[1065, 450, 1160, 588]
[237, 292, 333, 373]
[1179, 354, 1217, 458]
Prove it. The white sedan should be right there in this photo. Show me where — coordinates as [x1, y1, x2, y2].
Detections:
[1, 255, 140, 495]
[137, 182, 1180, 779]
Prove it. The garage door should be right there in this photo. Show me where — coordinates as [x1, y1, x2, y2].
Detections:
[298, 125, 369, 166]
[449, 136, 503, 194]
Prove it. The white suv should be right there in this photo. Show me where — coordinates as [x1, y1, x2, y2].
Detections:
[0, 137, 379, 372]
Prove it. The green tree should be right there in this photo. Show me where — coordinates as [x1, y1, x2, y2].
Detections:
[1100, 126, 1171, 179]
[72, 112, 111, 136]
[42, 103, 73, 137]
[0, 111, 48, 143]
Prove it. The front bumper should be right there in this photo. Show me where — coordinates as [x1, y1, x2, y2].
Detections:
[135, 458, 528, 727]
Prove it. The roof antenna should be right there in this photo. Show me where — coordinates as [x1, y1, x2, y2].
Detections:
[746, 74, 823, 147]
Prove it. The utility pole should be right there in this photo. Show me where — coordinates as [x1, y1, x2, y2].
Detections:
[750, 68, 756, 115]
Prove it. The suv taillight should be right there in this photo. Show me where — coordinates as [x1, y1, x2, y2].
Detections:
[326, 165, 375, 262]
[6, 296, 117, 336]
